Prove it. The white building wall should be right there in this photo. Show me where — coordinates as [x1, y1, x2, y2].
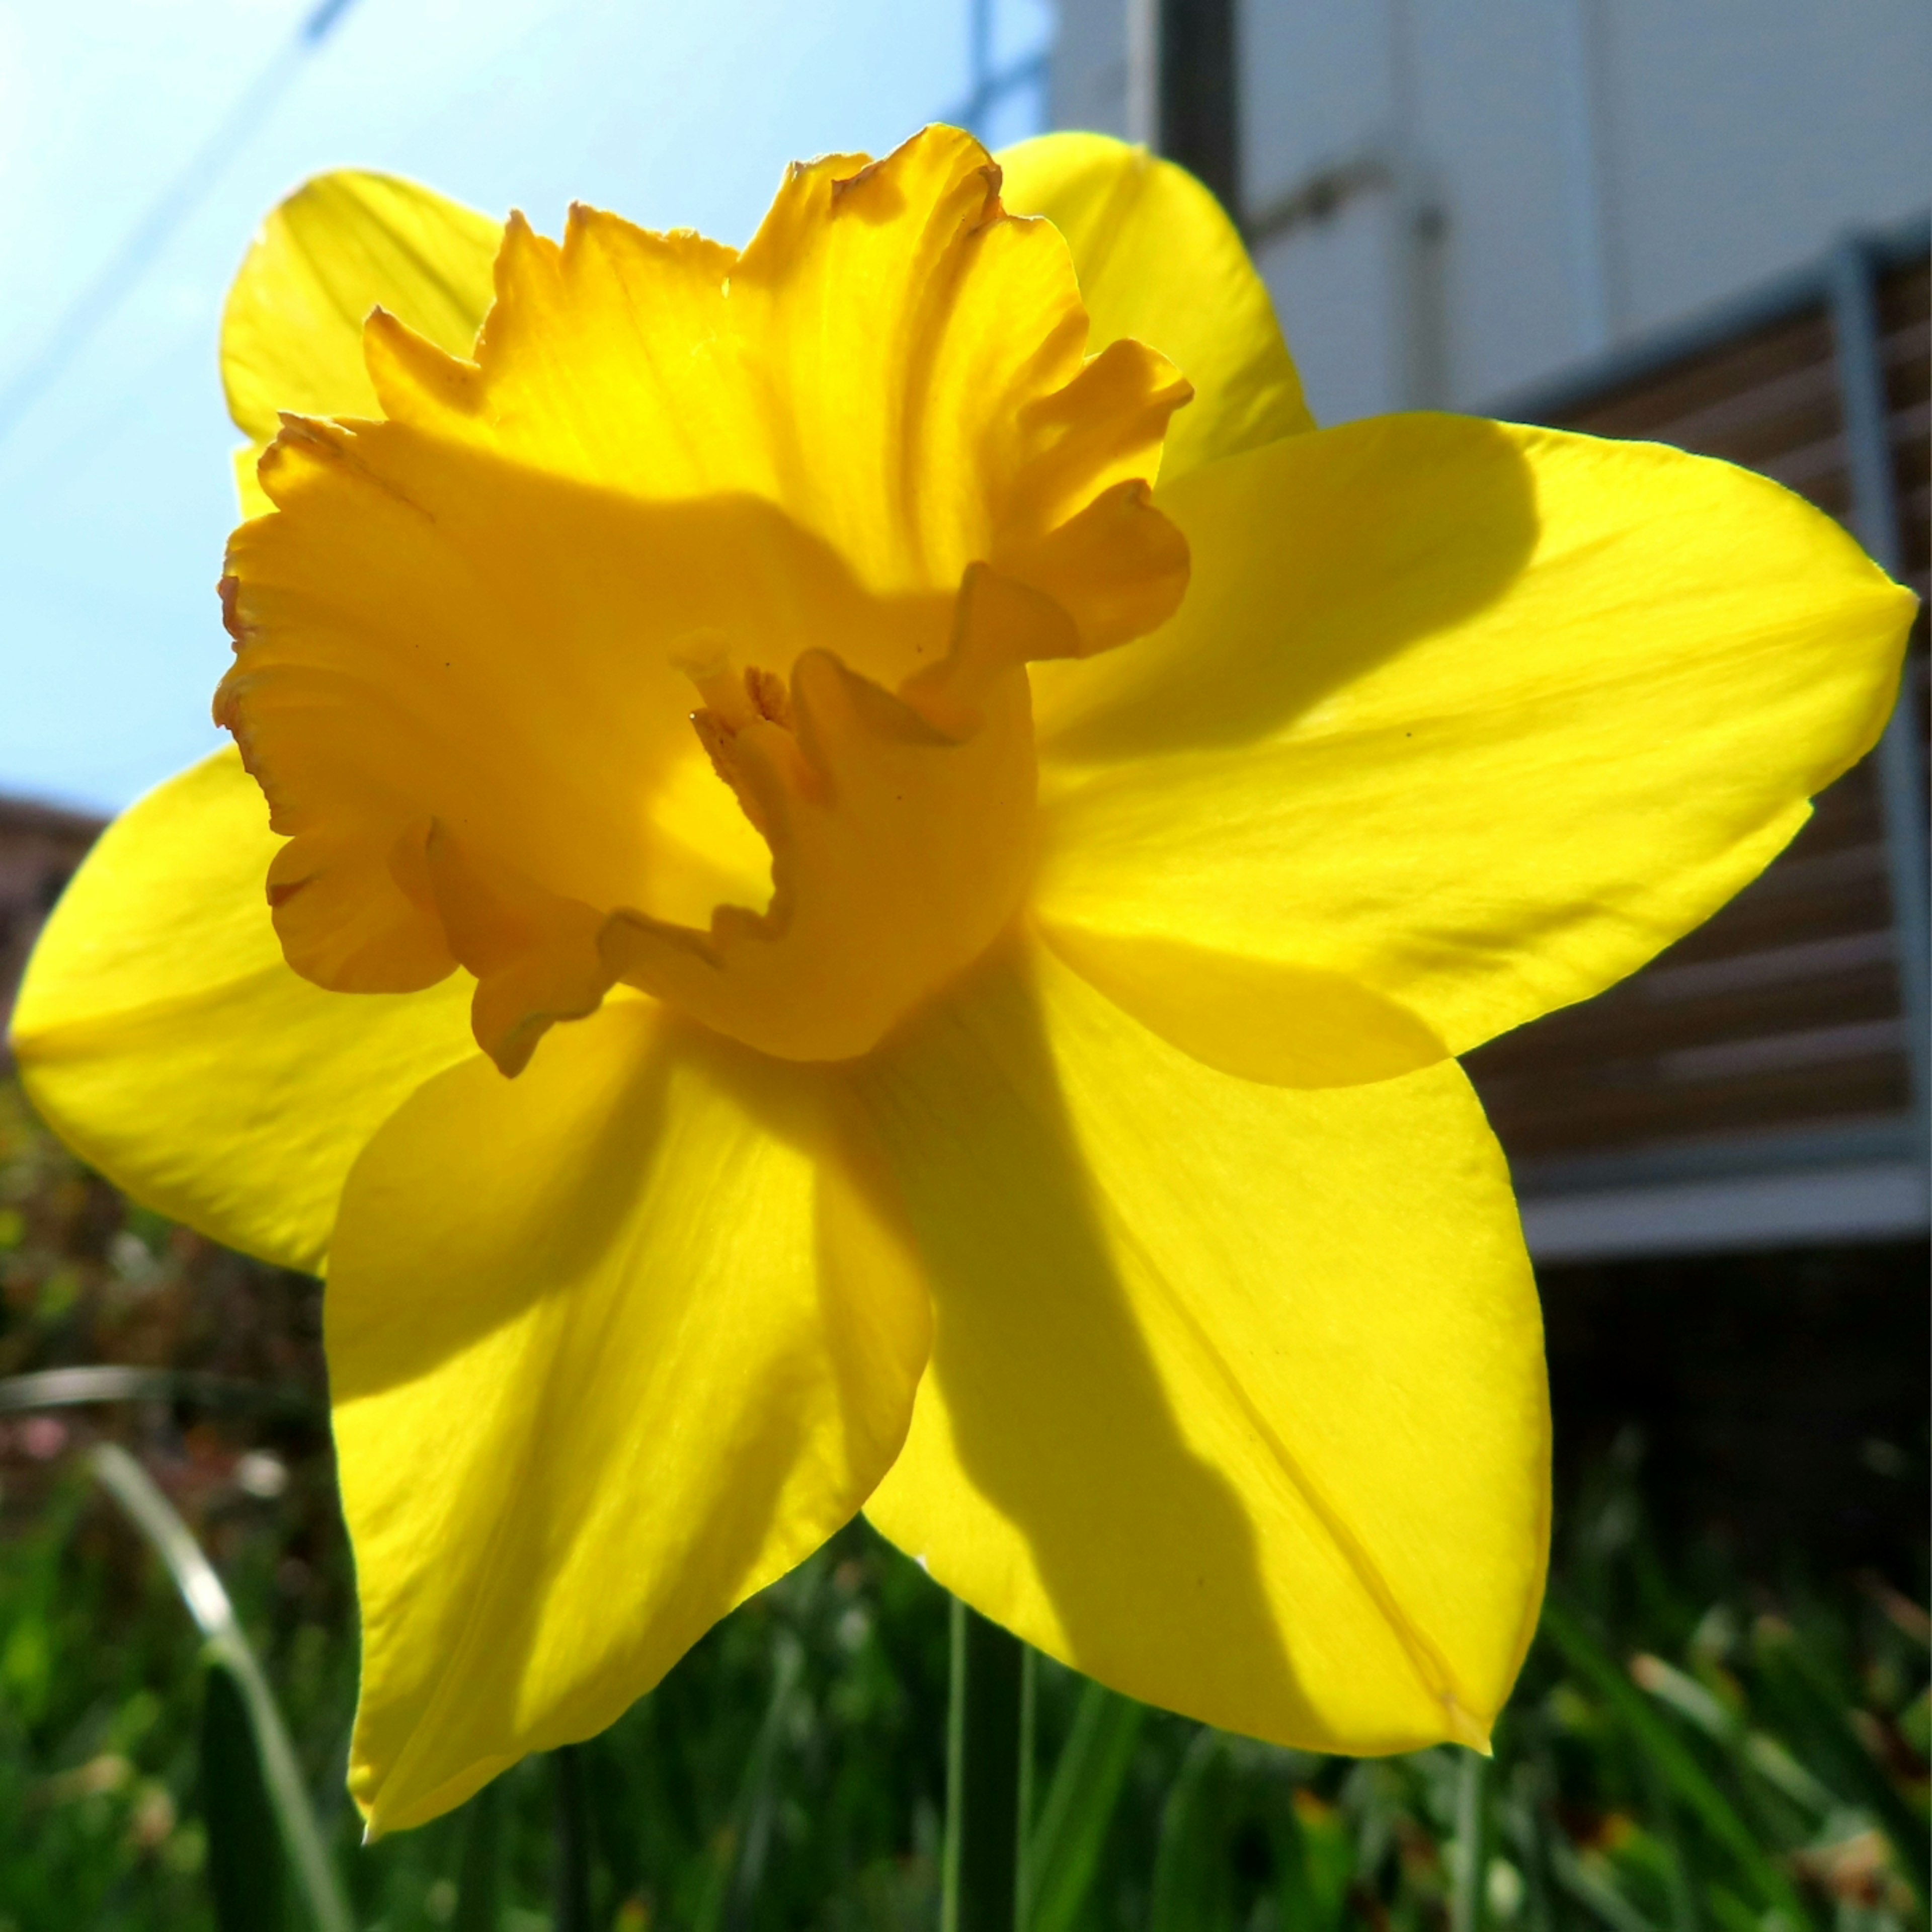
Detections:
[1050, 0, 1132, 135]
[1052, 0, 1931, 423]
[1596, 2, 1929, 335]
[1400, 4, 1603, 405]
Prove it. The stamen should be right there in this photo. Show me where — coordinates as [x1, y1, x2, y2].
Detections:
[672, 629, 756, 729]
[744, 665, 791, 729]
[690, 706, 741, 786]
[684, 656, 806, 840]
[688, 665, 755, 730]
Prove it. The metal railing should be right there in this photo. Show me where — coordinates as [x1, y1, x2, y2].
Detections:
[1475, 217, 1930, 1257]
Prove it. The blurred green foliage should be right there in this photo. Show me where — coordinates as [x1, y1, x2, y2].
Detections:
[0, 1074, 1925, 1930]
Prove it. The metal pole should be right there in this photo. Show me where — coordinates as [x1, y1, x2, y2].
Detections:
[1552, 0, 1615, 356]
[968, 0, 992, 131]
[1124, 0, 1159, 148]
[1829, 235, 1932, 1170]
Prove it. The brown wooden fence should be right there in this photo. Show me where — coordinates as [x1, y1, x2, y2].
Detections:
[1470, 226, 1929, 1255]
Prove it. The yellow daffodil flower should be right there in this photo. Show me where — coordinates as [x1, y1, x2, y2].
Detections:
[11, 126, 1912, 1835]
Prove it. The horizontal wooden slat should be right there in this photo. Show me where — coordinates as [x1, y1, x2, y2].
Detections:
[1473, 959, 1900, 1077]
[1480, 1052, 1909, 1157]
[1562, 313, 1834, 442]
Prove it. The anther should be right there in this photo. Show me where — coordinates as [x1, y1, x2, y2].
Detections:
[744, 665, 791, 729]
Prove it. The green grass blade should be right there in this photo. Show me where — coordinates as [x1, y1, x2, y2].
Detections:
[1639, 1740, 1703, 1932]
[691, 1628, 803, 1932]
[1629, 1657, 1738, 1747]
[0, 1366, 320, 1420]
[1545, 1835, 1667, 1932]
[1501, 1767, 1557, 1932]
[89, 1443, 353, 1932]
[453, 1780, 502, 1932]
[1752, 1624, 1929, 1908]
[1634, 1650, 1836, 1822]
[943, 1606, 1025, 1932]
[1148, 1731, 1230, 1932]
[1541, 1601, 1814, 1931]
[1266, 1788, 1345, 1932]
[1026, 1676, 1145, 1932]
[1700, 1884, 1765, 1932]
[1016, 1645, 1037, 1928]
[203, 1658, 288, 1932]
[552, 1746, 595, 1932]
[1738, 1734, 1835, 1821]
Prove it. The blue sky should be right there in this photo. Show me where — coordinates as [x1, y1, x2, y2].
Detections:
[0, 0, 1051, 813]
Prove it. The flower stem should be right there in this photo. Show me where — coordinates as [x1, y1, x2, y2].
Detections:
[942, 1597, 1029, 1932]
[553, 1744, 594, 1932]
[1451, 1749, 1490, 1932]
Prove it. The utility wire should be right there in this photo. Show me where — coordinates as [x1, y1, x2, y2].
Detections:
[0, 0, 360, 448]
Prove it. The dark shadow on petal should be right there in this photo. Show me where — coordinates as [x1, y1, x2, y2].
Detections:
[1038, 925, 1450, 1089]
[325, 1002, 678, 1401]
[1037, 413, 1538, 763]
[854, 941, 1311, 1733]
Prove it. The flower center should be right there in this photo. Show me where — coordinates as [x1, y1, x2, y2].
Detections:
[603, 565, 1070, 1061]
[215, 128, 1191, 1073]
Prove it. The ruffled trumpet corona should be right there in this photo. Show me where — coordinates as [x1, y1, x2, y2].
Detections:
[11, 125, 1914, 1833]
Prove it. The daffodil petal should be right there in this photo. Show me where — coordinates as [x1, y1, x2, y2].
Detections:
[1033, 415, 1915, 1062]
[996, 131, 1316, 478]
[859, 939, 1547, 1754]
[9, 748, 472, 1271]
[222, 171, 501, 512]
[329, 998, 929, 1833]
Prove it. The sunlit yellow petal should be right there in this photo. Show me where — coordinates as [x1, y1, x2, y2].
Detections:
[330, 998, 928, 1832]
[860, 939, 1547, 1754]
[997, 131, 1316, 479]
[9, 748, 472, 1271]
[1032, 415, 1915, 1066]
[222, 171, 501, 513]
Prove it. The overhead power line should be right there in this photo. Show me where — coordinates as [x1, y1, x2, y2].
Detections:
[0, 0, 361, 449]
